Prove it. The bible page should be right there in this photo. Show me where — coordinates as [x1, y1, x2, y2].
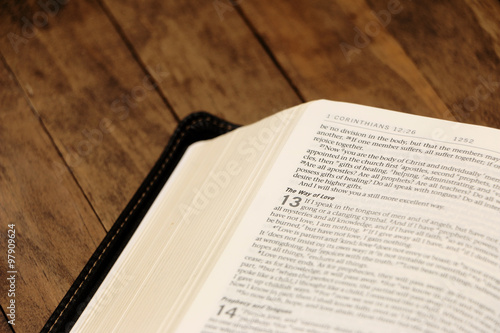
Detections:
[175, 100, 500, 333]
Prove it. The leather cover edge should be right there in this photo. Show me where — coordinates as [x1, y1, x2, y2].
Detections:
[41, 112, 238, 333]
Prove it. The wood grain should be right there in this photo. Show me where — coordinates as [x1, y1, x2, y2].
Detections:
[0, 59, 105, 332]
[236, 0, 445, 117]
[365, 0, 500, 128]
[0, 0, 178, 229]
[100, 0, 302, 124]
[0, 0, 177, 331]
[238, 0, 499, 127]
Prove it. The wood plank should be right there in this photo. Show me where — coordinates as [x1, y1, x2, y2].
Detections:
[0, 59, 105, 333]
[0, 1, 180, 331]
[365, 0, 500, 128]
[236, 0, 448, 118]
[238, 0, 499, 127]
[0, 0, 178, 228]
[100, 0, 302, 124]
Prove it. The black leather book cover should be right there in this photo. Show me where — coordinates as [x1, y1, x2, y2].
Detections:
[42, 112, 238, 333]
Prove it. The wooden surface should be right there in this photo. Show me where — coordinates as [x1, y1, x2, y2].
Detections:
[0, 0, 499, 331]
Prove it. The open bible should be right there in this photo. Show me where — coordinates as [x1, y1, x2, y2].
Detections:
[48, 100, 500, 332]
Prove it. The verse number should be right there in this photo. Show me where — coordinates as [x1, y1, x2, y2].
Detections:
[217, 305, 237, 318]
[281, 195, 302, 207]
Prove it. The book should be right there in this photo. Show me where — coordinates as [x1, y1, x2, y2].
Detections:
[44, 100, 500, 333]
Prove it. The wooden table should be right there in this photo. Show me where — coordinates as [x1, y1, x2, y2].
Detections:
[0, 0, 499, 332]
